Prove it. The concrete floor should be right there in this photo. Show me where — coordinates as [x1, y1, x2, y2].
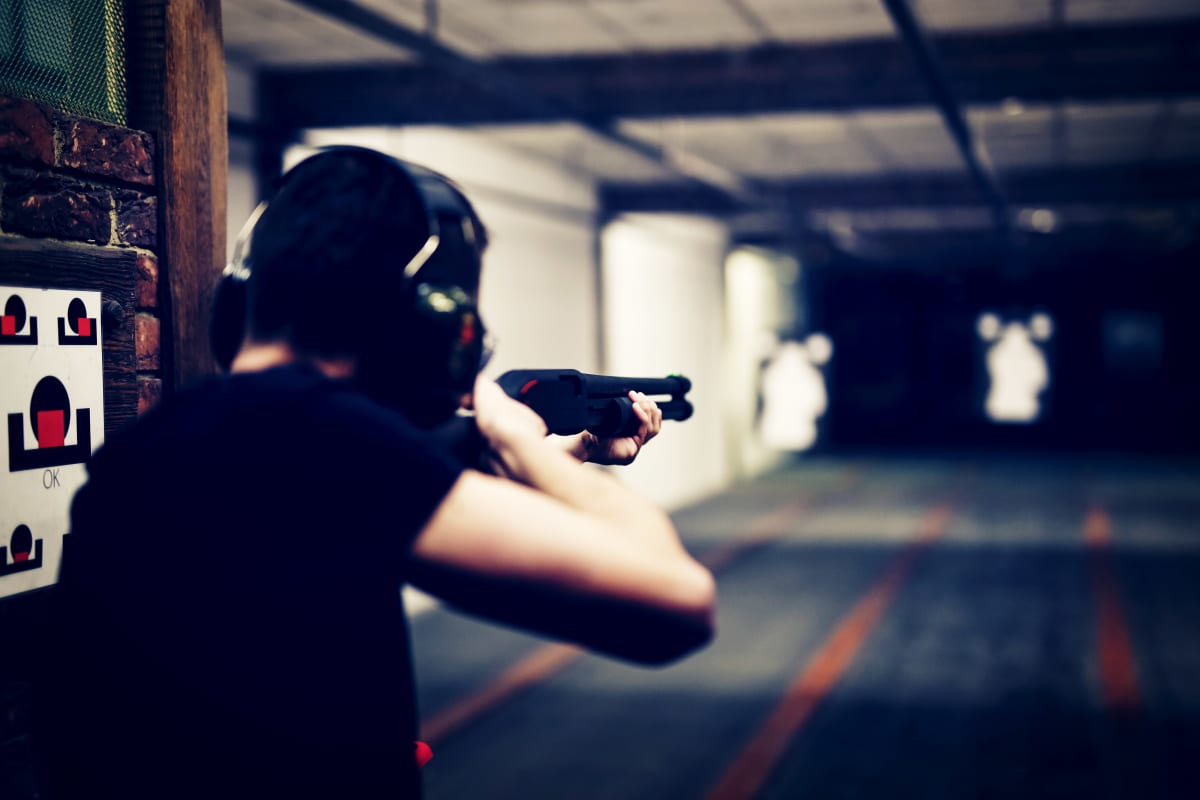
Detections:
[410, 455, 1200, 800]
[4, 455, 1196, 798]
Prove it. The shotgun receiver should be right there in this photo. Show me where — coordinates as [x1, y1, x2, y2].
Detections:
[496, 369, 693, 438]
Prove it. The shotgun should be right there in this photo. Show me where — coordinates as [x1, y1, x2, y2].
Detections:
[496, 369, 693, 438]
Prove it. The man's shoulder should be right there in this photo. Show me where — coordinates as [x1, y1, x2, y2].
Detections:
[120, 365, 371, 437]
[89, 365, 465, 492]
[87, 367, 338, 471]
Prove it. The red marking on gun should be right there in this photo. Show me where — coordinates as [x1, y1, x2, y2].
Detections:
[37, 411, 66, 448]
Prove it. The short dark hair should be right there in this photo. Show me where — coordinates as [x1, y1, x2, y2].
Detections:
[243, 148, 435, 358]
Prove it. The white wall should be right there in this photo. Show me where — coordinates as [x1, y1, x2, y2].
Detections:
[723, 246, 798, 479]
[300, 127, 602, 376]
[601, 214, 732, 510]
[224, 125, 785, 512]
[226, 62, 255, 121]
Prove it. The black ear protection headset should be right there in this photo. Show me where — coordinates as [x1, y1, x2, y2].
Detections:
[210, 146, 491, 426]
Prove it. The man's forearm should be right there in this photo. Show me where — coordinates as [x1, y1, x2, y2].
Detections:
[489, 433, 685, 557]
[547, 432, 593, 462]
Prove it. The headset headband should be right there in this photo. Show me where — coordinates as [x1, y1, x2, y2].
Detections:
[398, 160, 484, 283]
[212, 147, 491, 411]
[226, 147, 483, 290]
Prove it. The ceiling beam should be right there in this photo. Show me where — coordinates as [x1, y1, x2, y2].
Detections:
[735, 222, 1194, 262]
[260, 20, 1200, 129]
[880, 0, 1010, 239]
[282, 0, 757, 203]
[599, 163, 1200, 215]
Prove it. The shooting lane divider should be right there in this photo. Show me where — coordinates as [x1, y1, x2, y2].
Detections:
[704, 498, 958, 800]
[417, 467, 863, 749]
[1084, 506, 1141, 712]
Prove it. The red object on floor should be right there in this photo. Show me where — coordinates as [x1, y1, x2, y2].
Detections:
[414, 740, 434, 768]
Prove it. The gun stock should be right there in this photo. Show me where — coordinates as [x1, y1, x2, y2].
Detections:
[497, 369, 693, 437]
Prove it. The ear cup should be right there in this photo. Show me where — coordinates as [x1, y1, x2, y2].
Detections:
[210, 148, 488, 424]
[413, 283, 486, 392]
[211, 200, 265, 373]
[350, 282, 485, 426]
[210, 270, 248, 372]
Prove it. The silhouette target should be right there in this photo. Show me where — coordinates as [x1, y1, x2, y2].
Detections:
[8, 376, 91, 471]
[0, 294, 38, 344]
[5, 296, 26, 330]
[1, 523, 44, 576]
[31, 376, 71, 446]
[11, 524, 32, 561]
[57, 296, 97, 345]
[68, 298, 89, 335]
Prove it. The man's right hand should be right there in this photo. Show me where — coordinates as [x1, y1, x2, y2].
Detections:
[470, 376, 548, 479]
[411, 378, 716, 667]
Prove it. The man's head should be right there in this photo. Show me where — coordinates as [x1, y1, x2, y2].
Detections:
[212, 146, 489, 425]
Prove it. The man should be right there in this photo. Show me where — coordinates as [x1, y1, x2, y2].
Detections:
[34, 147, 715, 798]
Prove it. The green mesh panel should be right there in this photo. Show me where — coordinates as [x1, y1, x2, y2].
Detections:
[0, 0, 127, 126]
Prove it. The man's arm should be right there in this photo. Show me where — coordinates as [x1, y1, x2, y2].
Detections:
[408, 379, 715, 665]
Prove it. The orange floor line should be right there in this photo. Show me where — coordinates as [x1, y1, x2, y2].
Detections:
[1085, 507, 1141, 711]
[422, 642, 581, 745]
[420, 472, 860, 746]
[705, 500, 956, 800]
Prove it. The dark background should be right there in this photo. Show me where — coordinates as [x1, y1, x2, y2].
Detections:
[802, 234, 1200, 454]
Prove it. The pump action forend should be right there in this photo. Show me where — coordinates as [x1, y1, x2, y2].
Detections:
[496, 369, 693, 438]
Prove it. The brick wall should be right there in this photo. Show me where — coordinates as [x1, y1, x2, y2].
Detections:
[0, 93, 162, 799]
[0, 94, 163, 413]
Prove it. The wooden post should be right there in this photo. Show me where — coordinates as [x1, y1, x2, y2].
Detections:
[127, 0, 228, 392]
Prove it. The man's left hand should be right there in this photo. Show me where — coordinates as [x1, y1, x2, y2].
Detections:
[572, 391, 663, 466]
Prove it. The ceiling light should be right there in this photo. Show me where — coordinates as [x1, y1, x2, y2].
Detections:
[1018, 208, 1058, 233]
[1001, 97, 1025, 117]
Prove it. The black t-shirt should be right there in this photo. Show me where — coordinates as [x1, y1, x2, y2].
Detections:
[34, 364, 463, 799]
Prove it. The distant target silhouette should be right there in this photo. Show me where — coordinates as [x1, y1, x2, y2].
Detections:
[978, 312, 1053, 423]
